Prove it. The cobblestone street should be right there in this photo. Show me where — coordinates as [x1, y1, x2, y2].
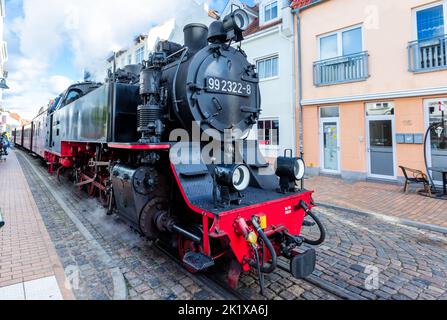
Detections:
[0, 149, 444, 300]
[15, 151, 219, 301]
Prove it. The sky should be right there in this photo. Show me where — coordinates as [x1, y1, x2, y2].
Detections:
[3, 0, 255, 120]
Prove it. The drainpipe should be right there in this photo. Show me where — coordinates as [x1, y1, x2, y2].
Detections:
[292, 7, 304, 158]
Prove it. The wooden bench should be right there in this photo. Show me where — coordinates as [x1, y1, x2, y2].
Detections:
[399, 166, 432, 196]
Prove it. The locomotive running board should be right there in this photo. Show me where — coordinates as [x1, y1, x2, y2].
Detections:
[183, 252, 215, 272]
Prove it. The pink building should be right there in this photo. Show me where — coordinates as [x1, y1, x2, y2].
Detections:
[292, 0, 447, 184]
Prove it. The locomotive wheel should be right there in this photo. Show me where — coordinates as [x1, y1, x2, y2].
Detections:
[139, 198, 169, 241]
[177, 235, 204, 274]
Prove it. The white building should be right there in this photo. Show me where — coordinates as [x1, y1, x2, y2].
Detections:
[107, 0, 218, 71]
[0, 111, 21, 133]
[222, 0, 296, 161]
[0, 0, 8, 103]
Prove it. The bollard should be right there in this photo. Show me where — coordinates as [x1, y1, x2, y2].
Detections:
[0, 209, 4, 229]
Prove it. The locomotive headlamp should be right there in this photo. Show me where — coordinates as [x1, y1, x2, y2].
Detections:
[223, 9, 250, 32]
[222, 9, 250, 42]
[215, 164, 251, 192]
[276, 151, 306, 193]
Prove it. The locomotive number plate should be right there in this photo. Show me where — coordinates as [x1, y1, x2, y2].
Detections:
[205, 77, 252, 97]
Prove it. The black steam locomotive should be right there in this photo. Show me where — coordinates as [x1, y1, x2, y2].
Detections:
[14, 9, 325, 293]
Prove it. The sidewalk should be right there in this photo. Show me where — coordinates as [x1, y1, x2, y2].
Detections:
[0, 151, 72, 300]
[306, 175, 447, 229]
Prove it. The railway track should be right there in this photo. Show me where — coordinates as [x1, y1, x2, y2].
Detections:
[276, 260, 366, 300]
[18, 149, 361, 301]
[155, 236, 358, 301]
[153, 241, 250, 300]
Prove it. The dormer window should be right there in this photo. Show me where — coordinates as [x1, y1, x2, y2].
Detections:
[135, 46, 145, 64]
[262, 1, 279, 24]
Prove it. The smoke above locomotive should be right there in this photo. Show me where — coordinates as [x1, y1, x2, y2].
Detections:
[14, 9, 324, 295]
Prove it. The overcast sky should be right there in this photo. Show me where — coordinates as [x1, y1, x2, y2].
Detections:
[3, 0, 255, 119]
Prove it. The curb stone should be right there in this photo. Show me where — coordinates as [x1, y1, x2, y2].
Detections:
[318, 202, 447, 236]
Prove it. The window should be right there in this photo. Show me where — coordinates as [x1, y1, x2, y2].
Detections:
[342, 28, 363, 55]
[258, 119, 279, 146]
[128, 54, 132, 65]
[319, 26, 363, 60]
[257, 56, 279, 80]
[65, 90, 81, 105]
[366, 102, 395, 116]
[417, 4, 445, 41]
[320, 34, 338, 60]
[135, 47, 145, 64]
[428, 100, 447, 152]
[263, 1, 278, 23]
[320, 106, 339, 118]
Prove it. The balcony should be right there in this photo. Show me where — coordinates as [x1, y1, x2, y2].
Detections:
[313, 52, 369, 87]
[408, 35, 447, 73]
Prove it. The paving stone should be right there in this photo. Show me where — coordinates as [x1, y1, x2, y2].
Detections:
[14, 151, 447, 301]
[279, 290, 296, 300]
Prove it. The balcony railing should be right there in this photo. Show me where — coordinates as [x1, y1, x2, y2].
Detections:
[313, 51, 369, 87]
[408, 35, 447, 73]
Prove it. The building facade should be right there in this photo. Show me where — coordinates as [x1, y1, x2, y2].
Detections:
[293, 0, 447, 184]
[0, 111, 21, 133]
[222, 0, 297, 160]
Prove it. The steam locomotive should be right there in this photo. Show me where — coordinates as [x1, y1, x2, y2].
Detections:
[14, 9, 325, 293]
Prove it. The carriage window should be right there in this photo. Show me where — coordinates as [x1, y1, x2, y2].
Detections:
[65, 90, 82, 105]
[258, 119, 279, 146]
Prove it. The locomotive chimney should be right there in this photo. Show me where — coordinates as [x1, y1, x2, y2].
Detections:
[183, 24, 209, 54]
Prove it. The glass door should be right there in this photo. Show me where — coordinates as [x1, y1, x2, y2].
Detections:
[366, 102, 396, 179]
[320, 119, 340, 174]
[320, 107, 340, 174]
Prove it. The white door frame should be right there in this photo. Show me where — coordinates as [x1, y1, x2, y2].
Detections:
[320, 117, 341, 174]
[366, 115, 397, 180]
[424, 98, 447, 185]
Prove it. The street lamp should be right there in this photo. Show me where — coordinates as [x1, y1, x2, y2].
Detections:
[0, 78, 9, 90]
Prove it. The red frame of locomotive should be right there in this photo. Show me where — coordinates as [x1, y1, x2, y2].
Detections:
[14, 128, 315, 269]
